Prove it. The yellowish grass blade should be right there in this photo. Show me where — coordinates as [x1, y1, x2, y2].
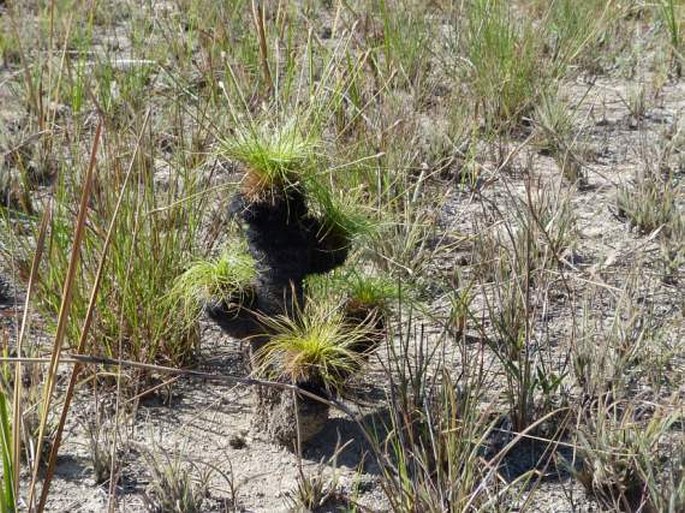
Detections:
[27, 119, 103, 511]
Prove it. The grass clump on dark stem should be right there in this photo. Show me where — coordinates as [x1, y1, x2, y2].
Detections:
[254, 305, 372, 396]
[0, 0, 683, 510]
[206, 119, 385, 447]
[341, 272, 397, 315]
[168, 242, 257, 328]
[222, 121, 318, 201]
[306, 180, 378, 253]
[307, 269, 396, 323]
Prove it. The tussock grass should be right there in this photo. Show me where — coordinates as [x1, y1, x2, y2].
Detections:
[304, 269, 397, 335]
[342, 272, 397, 312]
[617, 174, 681, 236]
[306, 180, 378, 246]
[168, 243, 257, 326]
[254, 305, 373, 394]
[575, 399, 684, 513]
[462, 0, 544, 132]
[223, 121, 319, 198]
[141, 448, 211, 513]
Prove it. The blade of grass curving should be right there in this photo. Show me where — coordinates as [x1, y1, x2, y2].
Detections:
[0, 389, 14, 513]
[37, 112, 150, 511]
[12, 203, 52, 504]
[26, 119, 103, 511]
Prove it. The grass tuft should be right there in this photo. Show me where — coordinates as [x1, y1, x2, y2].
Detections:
[254, 305, 373, 394]
[141, 448, 210, 513]
[223, 121, 318, 198]
[168, 242, 257, 326]
[307, 181, 377, 245]
[575, 399, 684, 513]
[462, 0, 544, 132]
[617, 173, 681, 236]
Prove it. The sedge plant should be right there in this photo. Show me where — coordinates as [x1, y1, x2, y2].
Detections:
[253, 304, 376, 395]
[222, 120, 319, 201]
[168, 242, 257, 328]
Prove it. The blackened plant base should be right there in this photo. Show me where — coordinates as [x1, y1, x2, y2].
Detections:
[343, 302, 387, 356]
[230, 186, 349, 317]
[209, 184, 352, 447]
[205, 290, 260, 342]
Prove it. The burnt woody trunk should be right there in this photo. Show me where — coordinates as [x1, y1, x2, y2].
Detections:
[205, 183, 350, 447]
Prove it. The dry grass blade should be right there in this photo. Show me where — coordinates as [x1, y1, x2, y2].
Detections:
[36, 112, 151, 511]
[252, 0, 272, 91]
[11, 203, 51, 503]
[27, 120, 103, 511]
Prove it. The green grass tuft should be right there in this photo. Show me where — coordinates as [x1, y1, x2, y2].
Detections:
[223, 121, 318, 196]
[254, 305, 373, 393]
[168, 243, 257, 326]
[307, 180, 377, 244]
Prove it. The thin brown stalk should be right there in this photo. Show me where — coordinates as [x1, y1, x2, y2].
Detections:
[37, 111, 150, 511]
[11, 203, 52, 503]
[252, 0, 273, 90]
[26, 120, 103, 511]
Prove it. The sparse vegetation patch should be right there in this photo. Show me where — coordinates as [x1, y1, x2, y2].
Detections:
[0, 0, 682, 511]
